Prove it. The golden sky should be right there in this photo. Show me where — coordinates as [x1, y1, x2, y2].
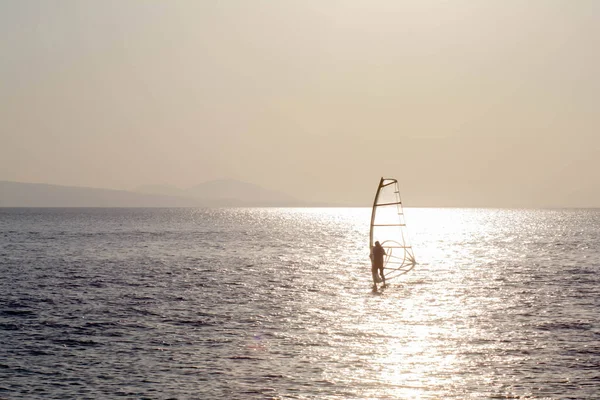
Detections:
[1, 1, 599, 206]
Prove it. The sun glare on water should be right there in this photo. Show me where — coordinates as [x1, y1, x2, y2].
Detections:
[330, 208, 505, 398]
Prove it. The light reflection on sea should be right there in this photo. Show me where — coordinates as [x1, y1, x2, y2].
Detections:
[0, 207, 599, 399]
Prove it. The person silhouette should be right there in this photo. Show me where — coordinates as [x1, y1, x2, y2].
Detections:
[371, 241, 386, 289]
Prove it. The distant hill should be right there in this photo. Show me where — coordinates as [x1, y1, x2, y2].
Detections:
[0, 181, 201, 207]
[136, 179, 298, 206]
[0, 180, 309, 207]
[134, 184, 188, 198]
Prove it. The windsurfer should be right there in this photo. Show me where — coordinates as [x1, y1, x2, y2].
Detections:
[371, 241, 386, 288]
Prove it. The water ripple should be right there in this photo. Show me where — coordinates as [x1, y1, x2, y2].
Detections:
[0, 207, 599, 398]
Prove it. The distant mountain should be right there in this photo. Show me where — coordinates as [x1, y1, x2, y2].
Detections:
[0, 181, 202, 207]
[182, 179, 297, 206]
[0, 180, 308, 207]
[134, 184, 188, 197]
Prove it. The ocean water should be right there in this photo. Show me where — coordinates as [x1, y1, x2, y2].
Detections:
[1, 207, 599, 399]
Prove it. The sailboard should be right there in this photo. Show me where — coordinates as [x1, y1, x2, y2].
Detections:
[369, 177, 416, 281]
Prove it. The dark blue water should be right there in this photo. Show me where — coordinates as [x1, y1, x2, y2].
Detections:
[1, 208, 599, 399]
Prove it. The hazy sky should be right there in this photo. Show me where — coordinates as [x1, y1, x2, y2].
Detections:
[1, 0, 599, 207]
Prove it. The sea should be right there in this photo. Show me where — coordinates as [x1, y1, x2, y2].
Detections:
[1, 207, 599, 399]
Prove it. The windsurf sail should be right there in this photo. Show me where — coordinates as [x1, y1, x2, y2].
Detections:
[369, 177, 416, 280]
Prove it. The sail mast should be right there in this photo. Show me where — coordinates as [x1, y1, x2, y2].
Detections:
[369, 177, 384, 251]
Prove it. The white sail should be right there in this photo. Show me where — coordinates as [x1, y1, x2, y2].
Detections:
[369, 177, 416, 280]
